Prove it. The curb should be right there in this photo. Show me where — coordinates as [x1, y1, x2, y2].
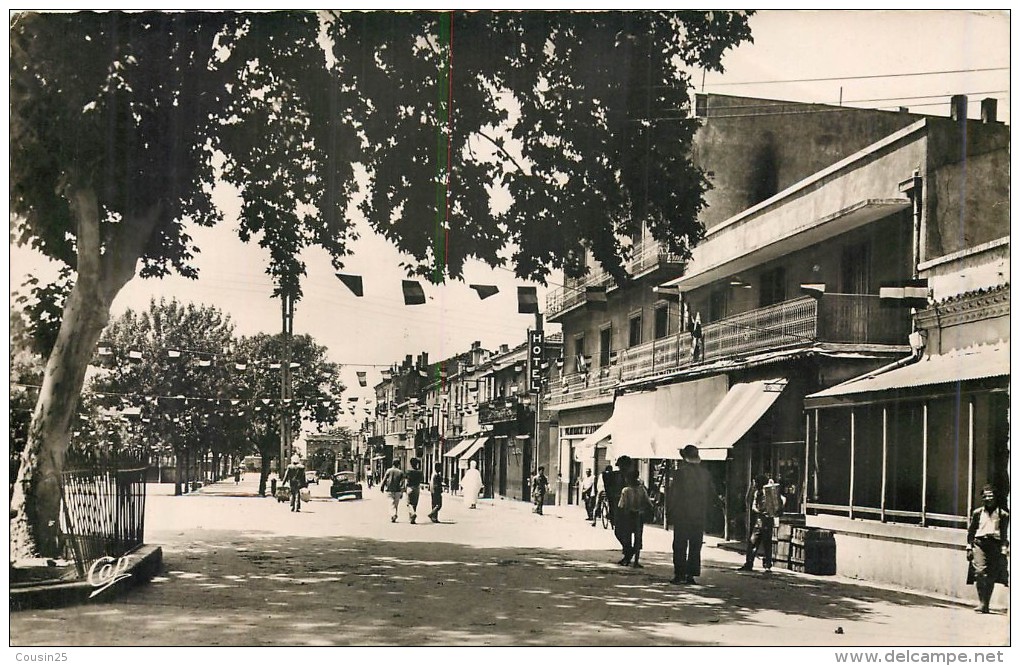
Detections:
[10, 544, 163, 611]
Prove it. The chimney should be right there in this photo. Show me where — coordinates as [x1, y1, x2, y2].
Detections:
[898, 106, 909, 114]
[499, 344, 509, 354]
[421, 352, 428, 368]
[981, 98, 998, 124]
[404, 354, 412, 369]
[950, 94, 968, 122]
[471, 340, 480, 350]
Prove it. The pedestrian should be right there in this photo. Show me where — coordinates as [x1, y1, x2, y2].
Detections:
[380, 459, 406, 523]
[461, 460, 483, 509]
[269, 470, 278, 498]
[365, 464, 374, 489]
[405, 458, 424, 525]
[531, 466, 549, 515]
[738, 474, 778, 572]
[967, 485, 1010, 614]
[667, 445, 716, 585]
[581, 468, 596, 522]
[601, 456, 631, 526]
[234, 468, 241, 485]
[615, 466, 654, 567]
[281, 455, 306, 513]
[428, 470, 444, 523]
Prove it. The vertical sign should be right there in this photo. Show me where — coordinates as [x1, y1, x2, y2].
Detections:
[527, 329, 544, 393]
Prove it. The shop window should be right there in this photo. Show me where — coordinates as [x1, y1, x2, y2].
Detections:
[925, 395, 968, 518]
[653, 303, 669, 339]
[853, 405, 883, 512]
[628, 312, 643, 347]
[759, 266, 787, 307]
[815, 409, 851, 506]
[972, 391, 1010, 503]
[886, 400, 924, 516]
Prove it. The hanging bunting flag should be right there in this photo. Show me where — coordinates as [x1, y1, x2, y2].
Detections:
[470, 284, 499, 300]
[322, 400, 331, 407]
[231, 399, 240, 406]
[167, 349, 181, 359]
[799, 283, 826, 299]
[517, 286, 539, 314]
[262, 398, 272, 405]
[402, 280, 426, 305]
[348, 396, 359, 402]
[98, 345, 113, 356]
[336, 273, 364, 297]
[254, 406, 263, 412]
[555, 358, 564, 369]
[235, 362, 247, 371]
[357, 371, 367, 387]
[418, 369, 428, 378]
[269, 362, 281, 370]
[290, 362, 300, 369]
[128, 350, 143, 362]
[585, 286, 608, 309]
[198, 359, 212, 368]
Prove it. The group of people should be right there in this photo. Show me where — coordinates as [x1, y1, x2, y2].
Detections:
[380, 457, 446, 524]
[591, 445, 767, 585]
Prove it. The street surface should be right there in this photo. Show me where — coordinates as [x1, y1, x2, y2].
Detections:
[10, 477, 1009, 647]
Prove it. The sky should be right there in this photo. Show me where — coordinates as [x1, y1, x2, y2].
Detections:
[7, 9, 1011, 432]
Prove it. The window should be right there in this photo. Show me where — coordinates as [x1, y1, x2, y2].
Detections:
[599, 325, 612, 367]
[759, 266, 787, 307]
[628, 311, 643, 347]
[815, 409, 850, 506]
[853, 405, 883, 511]
[926, 396, 968, 518]
[886, 400, 924, 516]
[573, 334, 586, 372]
[709, 287, 729, 323]
[654, 303, 670, 339]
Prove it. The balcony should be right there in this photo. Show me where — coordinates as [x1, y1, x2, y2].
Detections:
[546, 239, 684, 319]
[547, 295, 910, 408]
[545, 367, 620, 410]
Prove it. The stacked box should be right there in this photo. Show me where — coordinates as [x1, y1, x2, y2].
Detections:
[789, 528, 836, 575]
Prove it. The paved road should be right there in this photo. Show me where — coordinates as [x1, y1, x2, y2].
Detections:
[9, 478, 1009, 647]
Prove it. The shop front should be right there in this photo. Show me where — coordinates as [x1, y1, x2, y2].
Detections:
[478, 400, 532, 501]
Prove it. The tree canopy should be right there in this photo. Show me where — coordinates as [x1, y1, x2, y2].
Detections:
[9, 9, 752, 558]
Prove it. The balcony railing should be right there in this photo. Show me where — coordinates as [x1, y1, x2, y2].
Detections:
[545, 240, 684, 318]
[546, 367, 621, 408]
[547, 295, 909, 407]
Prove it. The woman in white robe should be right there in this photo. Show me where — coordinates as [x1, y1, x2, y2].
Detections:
[461, 460, 483, 508]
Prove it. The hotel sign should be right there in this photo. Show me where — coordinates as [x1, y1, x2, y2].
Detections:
[527, 329, 544, 393]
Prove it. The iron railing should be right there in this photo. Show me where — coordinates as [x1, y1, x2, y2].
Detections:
[545, 240, 683, 318]
[60, 466, 148, 578]
[548, 294, 909, 409]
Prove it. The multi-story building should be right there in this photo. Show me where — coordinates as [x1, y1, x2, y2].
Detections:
[548, 92, 1009, 570]
[802, 95, 1008, 598]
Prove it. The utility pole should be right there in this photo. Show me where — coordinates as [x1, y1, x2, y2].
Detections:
[280, 290, 294, 470]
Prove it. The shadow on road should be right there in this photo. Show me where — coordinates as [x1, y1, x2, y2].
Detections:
[10, 532, 989, 647]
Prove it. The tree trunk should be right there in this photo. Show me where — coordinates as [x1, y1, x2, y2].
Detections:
[9, 190, 161, 560]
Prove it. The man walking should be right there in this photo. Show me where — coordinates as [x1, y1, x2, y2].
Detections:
[667, 445, 715, 585]
[967, 485, 1009, 613]
[581, 468, 597, 522]
[428, 469, 445, 523]
[405, 458, 425, 525]
[531, 466, 549, 515]
[380, 459, 405, 523]
[281, 455, 306, 513]
[738, 474, 779, 572]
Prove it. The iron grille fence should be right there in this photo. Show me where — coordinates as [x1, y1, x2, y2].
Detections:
[60, 465, 148, 578]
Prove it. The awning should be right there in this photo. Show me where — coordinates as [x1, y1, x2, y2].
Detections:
[573, 375, 730, 462]
[574, 420, 614, 463]
[691, 378, 788, 458]
[444, 436, 478, 458]
[805, 342, 1009, 407]
[460, 436, 489, 460]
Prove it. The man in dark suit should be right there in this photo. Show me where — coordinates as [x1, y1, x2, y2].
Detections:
[667, 445, 715, 585]
[967, 484, 1009, 614]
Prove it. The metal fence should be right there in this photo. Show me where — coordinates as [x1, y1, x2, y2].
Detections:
[60, 466, 148, 578]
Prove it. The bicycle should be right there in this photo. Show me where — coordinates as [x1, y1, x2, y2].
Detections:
[595, 490, 613, 529]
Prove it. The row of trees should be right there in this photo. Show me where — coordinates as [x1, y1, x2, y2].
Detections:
[10, 10, 753, 557]
[10, 297, 348, 499]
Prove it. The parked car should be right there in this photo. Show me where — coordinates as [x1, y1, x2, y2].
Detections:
[305, 470, 319, 485]
[330, 471, 363, 500]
